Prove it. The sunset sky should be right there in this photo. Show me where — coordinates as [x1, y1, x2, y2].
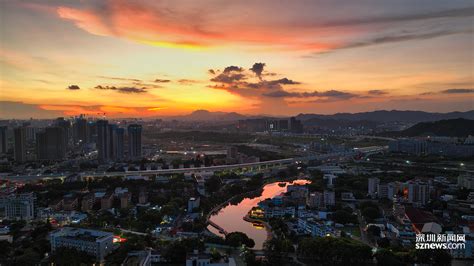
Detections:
[0, 0, 473, 118]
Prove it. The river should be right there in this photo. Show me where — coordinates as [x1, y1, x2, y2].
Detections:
[208, 179, 311, 249]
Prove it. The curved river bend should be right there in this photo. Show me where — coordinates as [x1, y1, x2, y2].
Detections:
[208, 179, 310, 249]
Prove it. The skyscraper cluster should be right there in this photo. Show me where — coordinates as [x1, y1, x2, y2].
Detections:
[97, 120, 142, 162]
[36, 126, 67, 160]
[8, 116, 142, 163]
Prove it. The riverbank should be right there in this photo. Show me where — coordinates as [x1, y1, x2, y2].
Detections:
[243, 214, 274, 244]
[205, 174, 306, 223]
[206, 175, 311, 249]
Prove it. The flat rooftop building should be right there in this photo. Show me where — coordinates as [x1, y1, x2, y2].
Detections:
[50, 227, 114, 262]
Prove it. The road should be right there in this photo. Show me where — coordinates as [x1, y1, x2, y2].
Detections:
[356, 210, 376, 248]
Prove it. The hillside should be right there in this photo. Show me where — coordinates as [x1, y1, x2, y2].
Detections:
[386, 118, 474, 137]
[158, 109, 474, 123]
[296, 110, 474, 122]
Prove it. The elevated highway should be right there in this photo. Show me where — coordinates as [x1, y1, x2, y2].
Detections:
[2, 146, 387, 181]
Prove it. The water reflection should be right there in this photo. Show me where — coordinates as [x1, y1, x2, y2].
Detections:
[208, 179, 311, 249]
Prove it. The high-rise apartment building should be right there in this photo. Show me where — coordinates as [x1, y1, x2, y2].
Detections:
[96, 120, 110, 162]
[54, 117, 71, 148]
[368, 177, 380, 197]
[127, 124, 142, 159]
[73, 116, 89, 144]
[13, 127, 27, 162]
[323, 190, 335, 206]
[36, 127, 67, 160]
[0, 126, 7, 154]
[112, 127, 125, 160]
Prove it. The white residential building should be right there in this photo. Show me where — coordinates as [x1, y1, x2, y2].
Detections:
[50, 227, 114, 262]
[368, 178, 380, 197]
[2, 192, 35, 221]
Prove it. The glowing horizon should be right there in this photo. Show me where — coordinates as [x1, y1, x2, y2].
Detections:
[1, 0, 473, 119]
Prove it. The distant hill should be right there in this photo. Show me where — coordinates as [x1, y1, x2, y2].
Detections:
[166, 110, 248, 121]
[386, 118, 474, 137]
[301, 117, 378, 128]
[160, 109, 474, 123]
[296, 110, 474, 123]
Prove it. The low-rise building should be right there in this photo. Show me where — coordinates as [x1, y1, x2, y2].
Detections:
[187, 197, 200, 213]
[307, 192, 324, 209]
[120, 192, 132, 209]
[63, 197, 78, 211]
[287, 185, 309, 199]
[341, 192, 356, 201]
[2, 192, 35, 221]
[50, 227, 114, 262]
[185, 250, 234, 266]
[297, 217, 334, 237]
[323, 190, 335, 206]
[101, 192, 114, 210]
[81, 194, 96, 212]
[138, 191, 148, 205]
[458, 174, 474, 189]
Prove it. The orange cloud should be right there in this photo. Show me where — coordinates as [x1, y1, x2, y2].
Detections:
[0, 48, 43, 70]
[54, 0, 344, 52]
[38, 104, 168, 117]
[57, 7, 113, 36]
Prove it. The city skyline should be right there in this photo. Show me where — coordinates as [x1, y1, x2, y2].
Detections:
[1, 0, 473, 119]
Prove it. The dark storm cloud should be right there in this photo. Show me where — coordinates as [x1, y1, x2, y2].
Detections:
[341, 29, 472, 51]
[367, 90, 388, 95]
[97, 76, 142, 82]
[317, 7, 474, 28]
[263, 90, 318, 98]
[264, 89, 358, 100]
[208, 69, 216, 75]
[67, 85, 80, 90]
[223, 66, 243, 73]
[419, 88, 474, 95]
[310, 28, 473, 56]
[269, 78, 301, 85]
[250, 62, 265, 79]
[209, 63, 362, 103]
[0, 101, 63, 119]
[154, 79, 171, 83]
[178, 79, 199, 85]
[419, 91, 435, 96]
[210, 73, 246, 84]
[441, 88, 474, 94]
[94, 85, 147, 94]
[319, 90, 358, 99]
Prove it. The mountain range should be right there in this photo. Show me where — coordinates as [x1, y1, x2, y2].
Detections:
[163, 109, 474, 123]
[386, 118, 474, 137]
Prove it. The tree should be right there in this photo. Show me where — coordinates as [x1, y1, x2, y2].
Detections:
[163, 238, 204, 263]
[51, 247, 95, 265]
[374, 249, 402, 266]
[14, 249, 41, 265]
[225, 232, 255, 248]
[412, 249, 452, 266]
[265, 238, 295, 264]
[367, 225, 381, 238]
[362, 206, 381, 222]
[205, 176, 222, 193]
[243, 249, 263, 266]
[268, 218, 289, 237]
[297, 237, 372, 265]
[377, 237, 391, 248]
[0, 240, 12, 258]
[332, 210, 357, 224]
